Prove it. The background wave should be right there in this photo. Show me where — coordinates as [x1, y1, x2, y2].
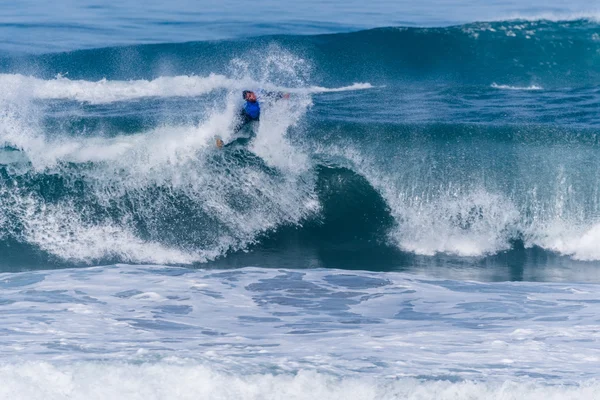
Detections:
[1, 19, 598, 87]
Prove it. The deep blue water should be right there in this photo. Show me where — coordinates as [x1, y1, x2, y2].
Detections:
[1, 2, 600, 398]
[0, 0, 595, 52]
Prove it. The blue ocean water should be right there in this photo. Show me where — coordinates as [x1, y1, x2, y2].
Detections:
[1, 1, 600, 399]
[0, 0, 594, 52]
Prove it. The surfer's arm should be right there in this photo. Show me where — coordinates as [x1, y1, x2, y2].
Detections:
[259, 91, 290, 101]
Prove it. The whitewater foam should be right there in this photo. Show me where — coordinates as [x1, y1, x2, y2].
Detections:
[1, 362, 598, 400]
[391, 190, 519, 257]
[1, 266, 600, 386]
[530, 222, 600, 262]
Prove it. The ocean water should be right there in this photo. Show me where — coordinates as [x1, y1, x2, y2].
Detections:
[1, 1, 600, 398]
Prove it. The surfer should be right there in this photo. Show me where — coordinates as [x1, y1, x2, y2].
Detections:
[216, 90, 289, 148]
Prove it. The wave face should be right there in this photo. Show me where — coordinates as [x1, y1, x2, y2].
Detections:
[0, 20, 599, 272]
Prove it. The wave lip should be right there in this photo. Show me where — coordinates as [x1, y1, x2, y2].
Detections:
[491, 83, 543, 91]
[495, 11, 600, 23]
[0, 74, 375, 104]
[0, 73, 243, 104]
[306, 82, 374, 93]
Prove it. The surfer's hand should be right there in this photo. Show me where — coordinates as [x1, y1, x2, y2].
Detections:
[216, 138, 224, 148]
[282, 93, 290, 99]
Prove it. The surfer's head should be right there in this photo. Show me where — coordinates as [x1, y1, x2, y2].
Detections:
[243, 90, 257, 102]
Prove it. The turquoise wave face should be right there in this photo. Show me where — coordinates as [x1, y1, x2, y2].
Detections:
[0, 21, 599, 275]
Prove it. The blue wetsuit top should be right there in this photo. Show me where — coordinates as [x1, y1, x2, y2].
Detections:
[243, 101, 260, 120]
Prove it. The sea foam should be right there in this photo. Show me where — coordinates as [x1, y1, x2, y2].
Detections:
[0, 362, 598, 400]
